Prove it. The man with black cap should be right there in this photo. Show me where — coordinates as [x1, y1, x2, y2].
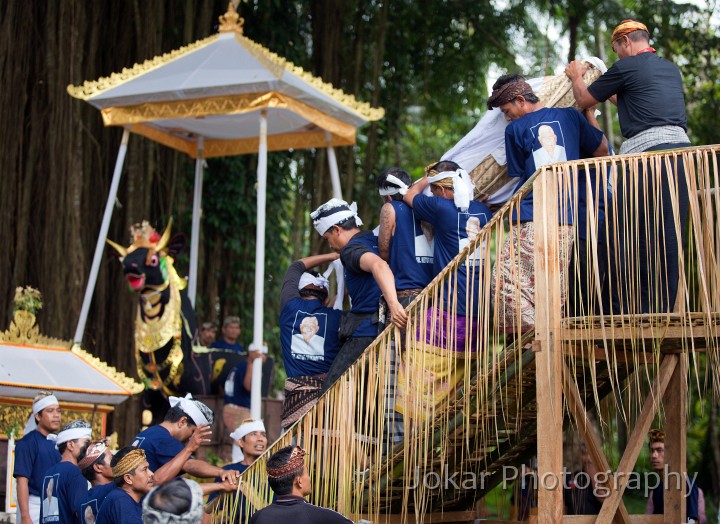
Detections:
[14, 392, 62, 524]
[279, 253, 343, 429]
[249, 446, 352, 523]
[311, 198, 406, 392]
[566, 20, 691, 314]
[40, 419, 92, 524]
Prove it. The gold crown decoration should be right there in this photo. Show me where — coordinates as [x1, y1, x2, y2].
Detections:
[219, 2, 244, 35]
[129, 221, 159, 245]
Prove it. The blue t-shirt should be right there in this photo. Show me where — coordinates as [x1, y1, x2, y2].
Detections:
[339, 231, 382, 337]
[95, 488, 142, 524]
[651, 479, 699, 520]
[412, 195, 492, 316]
[388, 201, 434, 290]
[280, 297, 342, 377]
[13, 429, 61, 496]
[131, 425, 185, 473]
[224, 361, 252, 408]
[279, 261, 342, 378]
[81, 483, 115, 524]
[211, 339, 246, 354]
[208, 462, 249, 504]
[40, 461, 88, 524]
[505, 107, 604, 222]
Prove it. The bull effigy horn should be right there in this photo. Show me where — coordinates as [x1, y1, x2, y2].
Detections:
[155, 217, 173, 252]
[106, 238, 128, 257]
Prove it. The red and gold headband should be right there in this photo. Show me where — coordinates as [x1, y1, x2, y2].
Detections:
[611, 20, 648, 44]
[267, 446, 306, 479]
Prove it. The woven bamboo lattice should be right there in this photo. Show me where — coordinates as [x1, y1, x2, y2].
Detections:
[213, 145, 720, 523]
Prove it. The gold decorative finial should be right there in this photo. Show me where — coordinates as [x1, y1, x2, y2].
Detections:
[218, 2, 244, 35]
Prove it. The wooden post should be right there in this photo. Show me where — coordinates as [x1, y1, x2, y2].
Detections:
[662, 353, 687, 523]
[533, 167, 564, 524]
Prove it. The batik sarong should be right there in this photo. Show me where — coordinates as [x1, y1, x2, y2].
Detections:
[492, 222, 574, 333]
[281, 375, 324, 429]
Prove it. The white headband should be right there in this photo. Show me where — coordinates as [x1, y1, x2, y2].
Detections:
[48, 427, 92, 448]
[230, 420, 266, 442]
[427, 169, 475, 211]
[378, 174, 409, 196]
[33, 395, 59, 414]
[169, 393, 210, 426]
[311, 199, 364, 236]
[24, 395, 60, 434]
[298, 272, 330, 292]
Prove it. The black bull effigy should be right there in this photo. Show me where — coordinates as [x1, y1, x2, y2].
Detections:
[107, 219, 243, 423]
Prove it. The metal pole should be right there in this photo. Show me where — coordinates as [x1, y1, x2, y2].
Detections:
[250, 111, 268, 419]
[188, 138, 205, 307]
[73, 128, 131, 344]
[325, 131, 342, 199]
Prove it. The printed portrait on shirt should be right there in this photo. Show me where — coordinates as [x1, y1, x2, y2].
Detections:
[531, 121, 567, 169]
[291, 311, 328, 361]
[458, 212, 489, 267]
[81, 501, 98, 524]
[414, 217, 434, 264]
[41, 474, 60, 522]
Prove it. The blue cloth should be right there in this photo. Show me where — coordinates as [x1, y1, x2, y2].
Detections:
[131, 425, 184, 473]
[650, 478, 699, 520]
[95, 488, 142, 524]
[13, 429, 61, 496]
[339, 231, 382, 337]
[504, 107, 605, 223]
[224, 361, 252, 408]
[387, 200, 434, 290]
[587, 53, 687, 139]
[211, 339, 246, 354]
[39, 461, 88, 524]
[411, 195, 492, 316]
[279, 261, 342, 378]
[81, 483, 115, 524]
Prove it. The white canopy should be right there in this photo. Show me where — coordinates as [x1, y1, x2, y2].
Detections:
[67, 6, 382, 158]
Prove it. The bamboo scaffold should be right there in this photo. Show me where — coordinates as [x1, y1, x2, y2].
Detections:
[214, 145, 720, 524]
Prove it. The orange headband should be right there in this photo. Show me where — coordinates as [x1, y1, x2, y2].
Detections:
[612, 20, 648, 44]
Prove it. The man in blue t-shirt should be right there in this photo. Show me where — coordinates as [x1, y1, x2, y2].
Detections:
[207, 419, 267, 522]
[14, 392, 62, 524]
[376, 167, 434, 306]
[487, 73, 608, 334]
[311, 198, 406, 392]
[39, 420, 92, 524]
[131, 394, 240, 486]
[566, 20, 691, 314]
[223, 350, 266, 440]
[279, 253, 342, 429]
[78, 440, 115, 524]
[211, 316, 246, 354]
[96, 447, 154, 524]
[646, 429, 704, 522]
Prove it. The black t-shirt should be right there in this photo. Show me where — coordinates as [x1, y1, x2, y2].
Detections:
[588, 53, 687, 139]
[249, 496, 352, 524]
